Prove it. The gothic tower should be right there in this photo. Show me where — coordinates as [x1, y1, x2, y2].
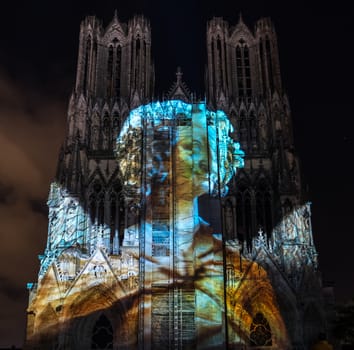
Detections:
[57, 12, 154, 253]
[206, 15, 329, 349]
[206, 15, 300, 244]
[25, 12, 328, 350]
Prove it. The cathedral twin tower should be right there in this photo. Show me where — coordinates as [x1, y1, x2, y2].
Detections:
[26, 12, 326, 350]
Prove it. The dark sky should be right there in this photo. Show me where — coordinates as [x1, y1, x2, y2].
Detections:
[0, 0, 353, 347]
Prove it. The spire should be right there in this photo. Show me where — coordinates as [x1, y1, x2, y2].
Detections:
[166, 67, 191, 102]
[114, 9, 118, 20]
[238, 12, 244, 24]
[176, 66, 183, 84]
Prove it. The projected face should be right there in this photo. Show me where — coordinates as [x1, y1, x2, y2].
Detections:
[175, 121, 218, 198]
[117, 102, 244, 204]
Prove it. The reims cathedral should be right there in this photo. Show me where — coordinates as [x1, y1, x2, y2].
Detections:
[25, 12, 331, 350]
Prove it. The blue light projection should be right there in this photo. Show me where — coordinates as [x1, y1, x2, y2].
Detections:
[116, 100, 244, 200]
[116, 100, 247, 347]
[27, 100, 297, 349]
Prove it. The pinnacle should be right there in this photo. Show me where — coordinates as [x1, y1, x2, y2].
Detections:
[176, 66, 183, 84]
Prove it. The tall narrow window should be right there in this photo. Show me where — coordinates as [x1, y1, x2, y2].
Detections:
[135, 38, 141, 90]
[115, 45, 122, 97]
[236, 46, 243, 97]
[98, 196, 105, 226]
[106, 45, 114, 97]
[91, 315, 113, 349]
[217, 37, 224, 90]
[256, 190, 265, 232]
[244, 46, 252, 98]
[224, 199, 234, 240]
[110, 197, 116, 242]
[239, 111, 247, 149]
[249, 110, 257, 148]
[102, 113, 110, 150]
[259, 39, 267, 95]
[211, 40, 217, 95]
[250, 312, 272, 346]
[235, 180, 251, 241]
[255, 180, 272, 236]
[83, 38, 91, 92]
[89, 182, 103, 225]
[112, 112, 120, 145]
[89, 194, 97, 224]
[109, 183, 120, 253]
[130, 40, 134, 89]
[142, 41, 147, 94]
[235, 41, 252, 100]
[236, 191, 244, 241]
[91, 41, 97, 93]
[266, 37, 274, 92]
[244, 191, 252, 240]
[264, 192, 273, 236]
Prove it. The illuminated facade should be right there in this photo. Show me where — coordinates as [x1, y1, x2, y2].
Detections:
[26, 13, 328, 350]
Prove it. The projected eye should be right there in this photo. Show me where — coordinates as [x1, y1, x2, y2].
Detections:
[193, 140, 202, 152]
[180, 140, 192, 150]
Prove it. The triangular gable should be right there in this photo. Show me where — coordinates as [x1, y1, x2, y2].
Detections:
[66, 248, 119, 297]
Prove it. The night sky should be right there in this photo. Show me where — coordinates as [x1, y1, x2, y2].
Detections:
[0, 1, 353, 347]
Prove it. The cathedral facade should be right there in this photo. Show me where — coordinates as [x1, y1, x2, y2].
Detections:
[25, 13, 328, 350]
